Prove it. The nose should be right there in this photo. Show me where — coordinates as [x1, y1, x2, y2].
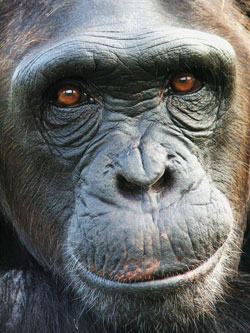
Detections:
[117, 141, 168, 189]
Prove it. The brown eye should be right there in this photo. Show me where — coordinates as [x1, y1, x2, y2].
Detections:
[56, 86, 81, 107]
[171, 73, 202, 94]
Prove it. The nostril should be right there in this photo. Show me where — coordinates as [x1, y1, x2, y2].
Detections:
[117, 174, 143, 195]
[152, 168, 173, 191]
[117, 168, 173, 196]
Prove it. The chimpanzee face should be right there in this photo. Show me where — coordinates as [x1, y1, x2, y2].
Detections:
[0, 0, 249, 331]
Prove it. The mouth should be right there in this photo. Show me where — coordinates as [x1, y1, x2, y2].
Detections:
[74, 245, 225, 295]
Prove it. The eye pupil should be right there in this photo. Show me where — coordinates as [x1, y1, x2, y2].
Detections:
[179, 77, 191, 83]
[65, 89, 75, 96]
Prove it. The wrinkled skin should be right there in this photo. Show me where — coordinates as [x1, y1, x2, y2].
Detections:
[0, 0, 249, 332]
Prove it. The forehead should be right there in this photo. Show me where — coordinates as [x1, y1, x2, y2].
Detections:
[19, 0, 192, 42]
[69, 0, 178, 31]
[2, 0, 226, 63]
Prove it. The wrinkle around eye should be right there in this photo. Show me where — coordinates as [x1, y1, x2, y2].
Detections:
[39, 103, 103, 160]
[166, 85, 216, 112]
[165, 87, 219, 134]
[44, 105, 97, 126]
[39, 117, 101, 163]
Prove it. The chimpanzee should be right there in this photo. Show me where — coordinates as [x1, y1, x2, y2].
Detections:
[0, 0, 249, 332]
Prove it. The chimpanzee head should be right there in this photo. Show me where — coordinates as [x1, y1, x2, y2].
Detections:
[0, 0, 249, 331]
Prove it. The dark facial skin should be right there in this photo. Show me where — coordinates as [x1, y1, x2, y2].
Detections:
[0, 0, 249, 332]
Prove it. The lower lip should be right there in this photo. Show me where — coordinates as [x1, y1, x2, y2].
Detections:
[76, 246, 224, 295]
